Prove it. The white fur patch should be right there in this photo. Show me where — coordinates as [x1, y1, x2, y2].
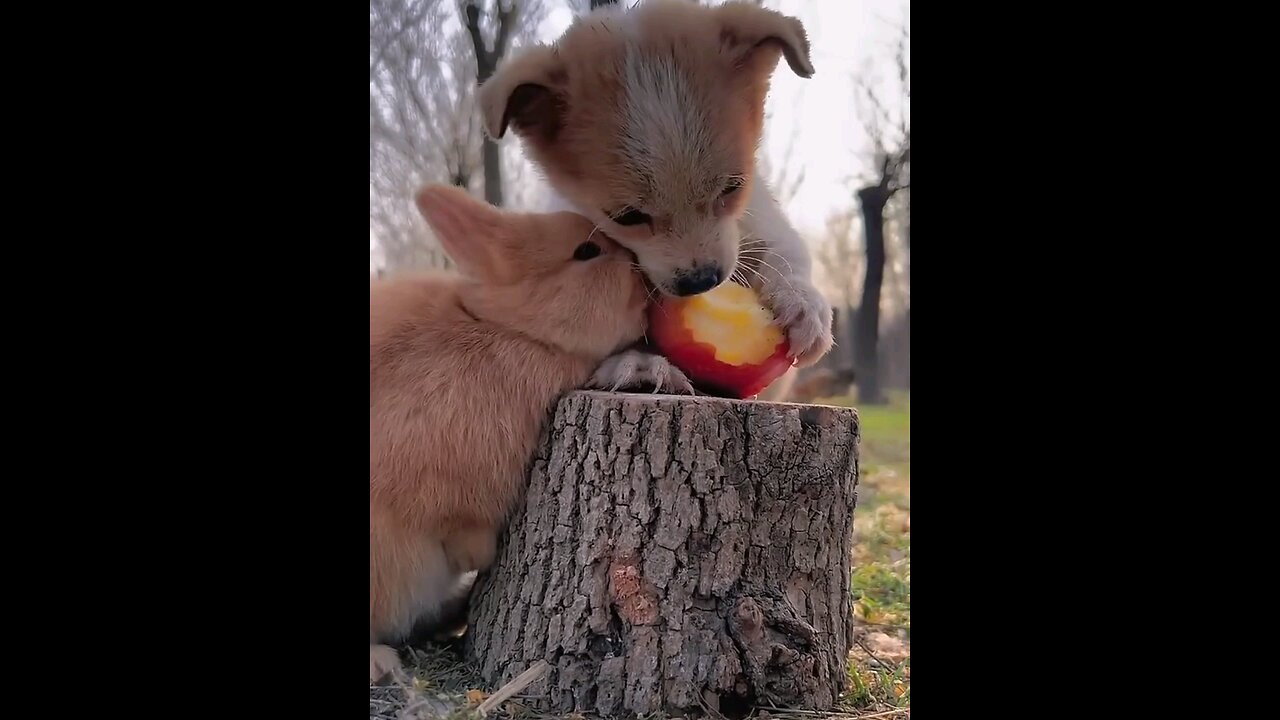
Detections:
[541, 185, 585, 215]
[620, 47, 713, 196]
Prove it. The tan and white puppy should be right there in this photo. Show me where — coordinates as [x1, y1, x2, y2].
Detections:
[479, 0, 833, 392]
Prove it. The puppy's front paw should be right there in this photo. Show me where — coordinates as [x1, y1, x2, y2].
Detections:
[763, 281, 834, 368]
[588, 349, 695, 395]
[370, 643, 403, 684]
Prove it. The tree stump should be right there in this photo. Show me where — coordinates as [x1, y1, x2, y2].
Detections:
[465, 391, 859, 718]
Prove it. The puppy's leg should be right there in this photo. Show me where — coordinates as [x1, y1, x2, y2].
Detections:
[740, 171, 834, 367]
[754, 272, 833, 368]
[586, 348, 695, 394]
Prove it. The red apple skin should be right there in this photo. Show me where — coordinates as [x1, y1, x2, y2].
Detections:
[648, 298, 793, 399]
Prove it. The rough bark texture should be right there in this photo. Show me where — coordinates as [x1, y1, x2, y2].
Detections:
[465, 391, 859, 718]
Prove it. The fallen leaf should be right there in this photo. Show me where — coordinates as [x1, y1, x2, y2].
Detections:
[865, 631, 910, 662]
[466, 689, 489, 707]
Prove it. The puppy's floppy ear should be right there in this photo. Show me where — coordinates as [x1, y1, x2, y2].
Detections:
[477, 45, 567, 142]
[715, 2, 814, 79]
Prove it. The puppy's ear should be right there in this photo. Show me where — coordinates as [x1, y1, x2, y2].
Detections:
[716, 2, 814, 79]
[478, 45, 567, 143]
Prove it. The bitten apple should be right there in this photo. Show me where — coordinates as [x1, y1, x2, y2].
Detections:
[648, 282, 793, 398]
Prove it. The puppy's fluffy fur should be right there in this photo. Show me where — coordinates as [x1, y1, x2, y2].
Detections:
[480, 0, 834, 390]
[369, 186, 648, 681]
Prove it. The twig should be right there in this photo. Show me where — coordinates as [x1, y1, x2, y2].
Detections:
[855, 638, 902, 671]
[847, 710, 909, 719]
[754, 707, 908, 719]
[475, 660, 550, 716]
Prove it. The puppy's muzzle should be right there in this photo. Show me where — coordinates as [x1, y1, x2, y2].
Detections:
[671, 265, 724, 297]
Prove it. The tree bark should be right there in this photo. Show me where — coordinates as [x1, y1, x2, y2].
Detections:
[855, 185, 889, 405]
[480, 137, 502, 207]
[466, 391, 859, 717]
[465, 1, 516, 207]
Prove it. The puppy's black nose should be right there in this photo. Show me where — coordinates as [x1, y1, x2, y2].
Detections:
[672, 266, 723, 296]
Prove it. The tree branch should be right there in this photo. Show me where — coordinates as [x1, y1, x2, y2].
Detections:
[492, 1, 519, 63]
[464, 2, 490, 72]
[370, 0, 437, 80]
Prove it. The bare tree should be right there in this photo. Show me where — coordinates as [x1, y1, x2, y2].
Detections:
[815, 210, 862, 322]
[464, 1, 522, 207]
[880, 192, 910, 331]
[371, 0, 471, 271]
[756, 93, 807, 207]
[561, 0, 618, 19]
[851, 22, 909, 405]
[370, 0, 544, 273]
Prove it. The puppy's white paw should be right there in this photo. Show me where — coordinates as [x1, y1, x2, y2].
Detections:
[588, 349, 695, 395]
[763, 281, 834, 368]
[370, 644, 403, 684]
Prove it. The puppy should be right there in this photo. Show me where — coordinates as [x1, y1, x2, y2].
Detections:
[479, 0, 833, 393]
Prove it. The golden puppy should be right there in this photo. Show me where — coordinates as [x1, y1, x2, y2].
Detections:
[479, 0, 833, 392]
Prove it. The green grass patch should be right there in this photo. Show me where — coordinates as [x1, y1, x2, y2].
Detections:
[846, 655, 911, 711]
[819, 390, 911, 710]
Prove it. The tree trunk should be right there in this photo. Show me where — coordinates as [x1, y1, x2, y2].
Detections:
[476, 54, 502, 207]
[855, 186, 888, 405]
[466, 391, 859, 717]
[465, 1, 512, 208]
[481, 137, 503, 207]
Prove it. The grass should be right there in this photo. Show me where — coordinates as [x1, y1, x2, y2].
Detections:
[373, 391, 912, 719]
[370, 642, 495, 720]
[816, 390, 911, 714]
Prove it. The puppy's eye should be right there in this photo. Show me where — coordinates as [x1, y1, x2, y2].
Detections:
[611, 208, 651, 227]
[573, 241, 602, 261]
[721, 178, 745, 196]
